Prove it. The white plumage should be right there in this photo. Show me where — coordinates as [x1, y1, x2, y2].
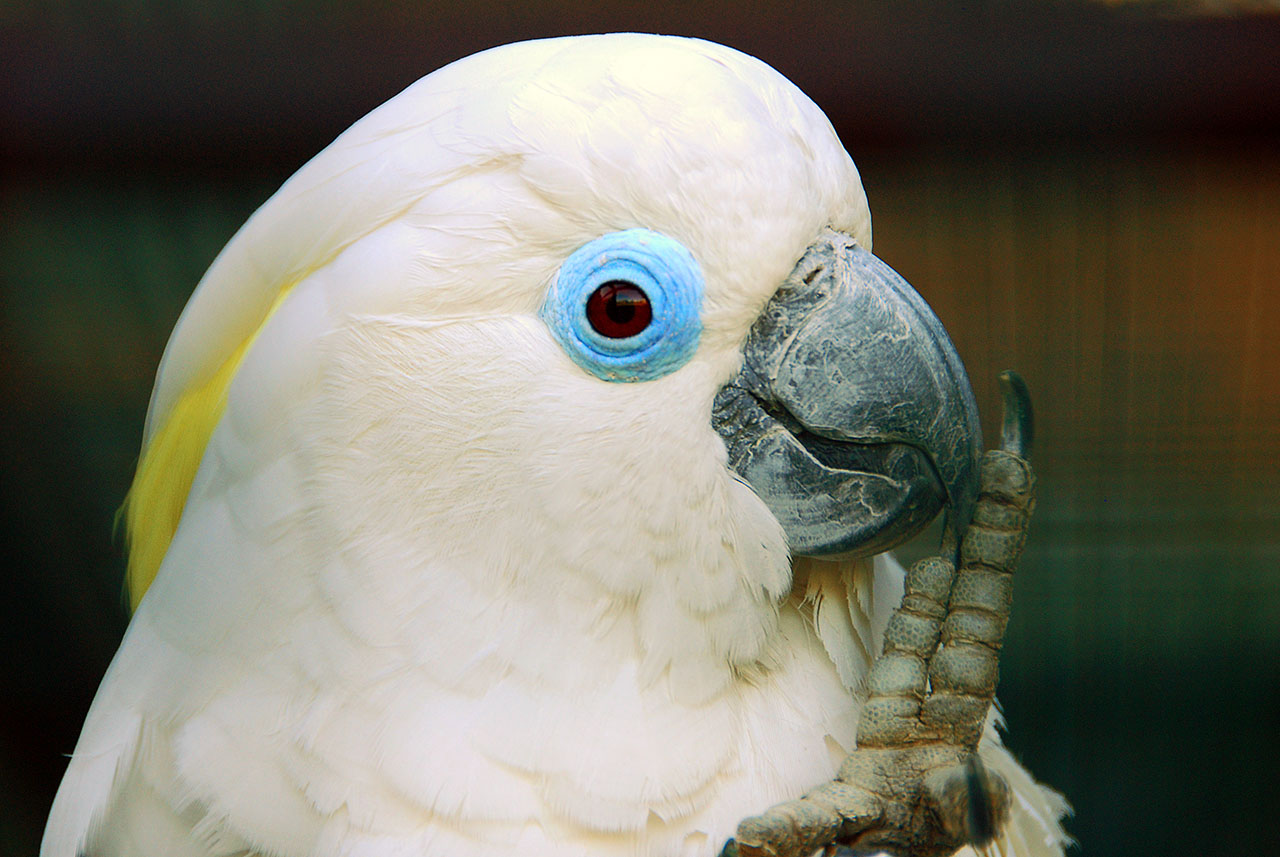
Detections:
[44, 34, 1067, 857]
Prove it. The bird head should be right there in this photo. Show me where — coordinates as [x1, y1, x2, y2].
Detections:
[126, 34, 980, 626]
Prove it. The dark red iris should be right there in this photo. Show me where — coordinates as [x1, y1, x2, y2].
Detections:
[585, 280, 652, 338]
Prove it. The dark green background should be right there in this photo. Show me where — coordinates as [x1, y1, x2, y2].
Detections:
[4, 2, 1279, 855]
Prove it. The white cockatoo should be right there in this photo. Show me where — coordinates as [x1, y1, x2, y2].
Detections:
[44, 34, 1068, 857]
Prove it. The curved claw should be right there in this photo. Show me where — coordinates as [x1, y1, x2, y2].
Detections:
[997, 370, 1033, 460]
[923, 755, 1011, 849]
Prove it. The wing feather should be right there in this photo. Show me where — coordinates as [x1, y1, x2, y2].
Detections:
[41, 711, 141, 857]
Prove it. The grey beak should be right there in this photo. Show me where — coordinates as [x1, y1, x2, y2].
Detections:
[713, 229, 982, 557]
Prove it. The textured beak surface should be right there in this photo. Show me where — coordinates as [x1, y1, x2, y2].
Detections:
[713, 229, 982, 557]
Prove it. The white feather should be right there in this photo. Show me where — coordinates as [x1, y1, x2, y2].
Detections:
[45, 33, 1063, 857]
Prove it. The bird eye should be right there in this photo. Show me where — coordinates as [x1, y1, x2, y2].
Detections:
[586, 281, 652, 338]
[541, 229, 703, 382]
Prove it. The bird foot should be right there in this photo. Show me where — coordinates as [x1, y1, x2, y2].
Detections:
[725, 373, 1036, 857]
[731, 744, 1011, 857]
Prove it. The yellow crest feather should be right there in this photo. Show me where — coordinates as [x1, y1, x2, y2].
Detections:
[123, 288, 293, 611]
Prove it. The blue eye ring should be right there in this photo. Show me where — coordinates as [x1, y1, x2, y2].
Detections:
[541, 229, 704, 382]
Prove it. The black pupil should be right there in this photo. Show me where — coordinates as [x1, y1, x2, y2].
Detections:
[606, 287, 640, 323]
[587, 280, 652, 338]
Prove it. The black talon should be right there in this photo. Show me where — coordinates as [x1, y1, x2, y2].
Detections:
[963, 755, 996, 848]
[997, 370, 1034, 460]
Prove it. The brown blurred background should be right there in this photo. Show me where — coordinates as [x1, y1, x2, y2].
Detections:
[3, 1, 1278, 855]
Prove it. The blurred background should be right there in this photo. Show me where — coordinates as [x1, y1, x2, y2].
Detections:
[3, 1, 1278, 854]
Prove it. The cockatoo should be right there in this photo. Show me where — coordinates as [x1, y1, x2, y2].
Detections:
[44, 33, 1068, 857]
